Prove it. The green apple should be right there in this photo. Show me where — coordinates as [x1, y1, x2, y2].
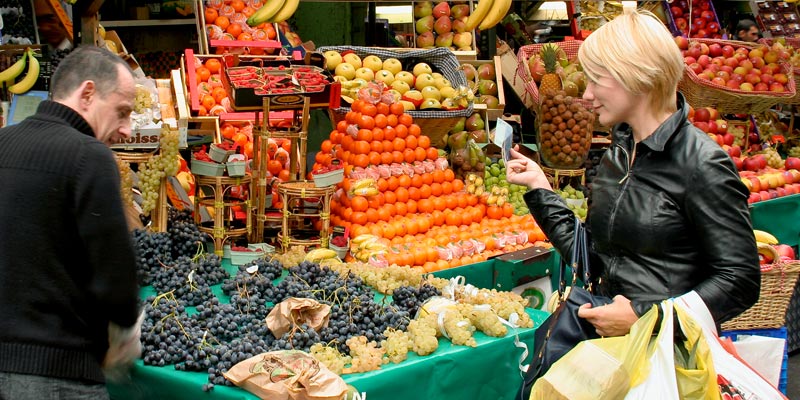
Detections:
[439, 86, 456, 99]
[401, 90, 424, 108]
[354, 67, 375, 81]
[395, 71, 415, 86]
[362, 55, 383, 72]
[420, 98, 442, 109]
[421, 85, 441, 101]
[382, 58, 403, 75]
[374, 70, 395, 85]
[343, 53, 362, 69]
[431, 72, 444, 80]
[413, 62, 433, 76]
[387, 90, 402, 102]
[324, 50, 343, 71]
[400, 100, 417, 111]
[390, 80, 411, 94]
[414, 73, 435, 90]
[433, 76, 451, 89]
[335, 63, 356, 80]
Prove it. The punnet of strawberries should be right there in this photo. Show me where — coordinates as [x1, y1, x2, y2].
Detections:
[193, 146, 214, 162]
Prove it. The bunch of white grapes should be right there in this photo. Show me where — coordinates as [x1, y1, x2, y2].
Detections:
[115, 156, 134, 207]
[138, 128, 180, 214]
[457, 303, 507, 337]
[309, 343, 351, 375]
[134, 84, 154, 114]
[406, 313, 439, 356]
[787, 146, 800, 158]
[441, 310, 477, 347]
[380, 328, 410, 364]
[327, 262, 426, 294]
[343, 336, 386, 373]
[760, 147, 785, 169]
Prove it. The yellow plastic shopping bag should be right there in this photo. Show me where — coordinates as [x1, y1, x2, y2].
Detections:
[529, 302, 660, 400]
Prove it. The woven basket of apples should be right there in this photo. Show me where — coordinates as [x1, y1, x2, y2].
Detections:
[758, 37, 800, 104]
[677, 38, 797, 114]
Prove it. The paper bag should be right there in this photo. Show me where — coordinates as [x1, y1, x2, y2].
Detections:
[266, 298, 331, 338]
[223, 350, 347, 400]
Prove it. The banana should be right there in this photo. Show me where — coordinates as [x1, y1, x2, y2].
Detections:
[351, 234, 378, 246]
[247, 0, 287, 27]
[352, 178, 376, 190]
[478, 0, 512, 30]
[757, 242, 780, 263]
[9, 49, 40, 95]
[753, 229, 779, 245]
[270, 0, 299, 22]
[304, 248, 338, 262]
[465, 0, 495, 31]
[0, 49, 27, 84]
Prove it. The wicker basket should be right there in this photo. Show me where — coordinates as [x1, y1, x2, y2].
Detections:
[721, 259, 800, 331]
[516, 40, 586, 109]
[678, 38, 797, 114]
[758, 38, 800, 105]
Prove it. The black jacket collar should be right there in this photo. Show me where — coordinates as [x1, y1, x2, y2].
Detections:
[35, 100, 96, 139]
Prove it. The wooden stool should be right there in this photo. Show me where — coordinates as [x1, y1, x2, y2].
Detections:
[194, 175, 252, 256]
[275, 181, 335, 251]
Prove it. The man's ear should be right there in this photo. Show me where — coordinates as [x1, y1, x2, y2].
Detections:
[79, 80, 96, 108]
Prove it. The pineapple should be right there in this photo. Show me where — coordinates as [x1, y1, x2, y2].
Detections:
[539, 44, 563, 96]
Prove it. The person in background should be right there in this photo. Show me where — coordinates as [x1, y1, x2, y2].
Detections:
[735, 19, 760, 42]
[34, 0, 73, 50]
[507, 9, 760, 337]
[0, 46, 140, 399]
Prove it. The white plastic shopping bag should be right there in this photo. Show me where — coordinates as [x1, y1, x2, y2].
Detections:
[675, 291, 788, 400]
[730, 334, 785, 387]
[625, 300, 680, 399]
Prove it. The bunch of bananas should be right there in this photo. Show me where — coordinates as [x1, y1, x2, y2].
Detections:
[350, 234, 388, 263]
[349, 179, 379, 197]
[465, 0, 513, 31]
[465, 173, 485, 196]
[304, 248, 340, 262]
[754, 229, 781, 262]
[246, 0, 300, 26]
[0, 48, 40, 95]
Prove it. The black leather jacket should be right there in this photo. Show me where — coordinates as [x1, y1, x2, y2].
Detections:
[525, 93, 760, 324]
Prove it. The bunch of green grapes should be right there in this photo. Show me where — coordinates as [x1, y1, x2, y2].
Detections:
[457, 303, 507, 337]
[328, 262, 425, 294]
[380, 328, 410, 364]
[138, 128, 180, 214]
[343, 336, 386, 373]
[134, 84, 154, 114]
[115, 156, 134, 207]
[457, 288, 534, 328]
[442, 310, 477, 347]
[788, 146, 800, 158]
[309, 342, 351, 375]
[406, 314, 439, 356]
[760, 147, 785, 169]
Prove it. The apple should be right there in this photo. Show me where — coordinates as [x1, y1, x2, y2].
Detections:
[420, 98, 442, 109]
[671, 6, 683, 17]
[399, 100, 416, 111]
[748, 192, 761, 204]
[748, 176, 762, 192]
[774, 73, 789, 84]
[675, 36, 689, 50]
[433, 76, 451, 89]
[733, 156, 744, 171]
[417, 32, 435, 48]
[754, 82, 769, 92]
[739, 82, 754, 91]
[785, 157, 800, 170]
[324, 50, 343, 71]
[694, 121, 709, 132]
[414, 73, 435, 90]
[690, 63, 704, 74]
[421, 85, 442, 101]
[401, 90, 424, 108]
[413, 62, 433, 76]
[711, 77, 726, 86]
[693, 107, 710, 122]
[390, 80, 411, 94]
[722, 45, 735, 58]
[374, 70, 395, 85]
[395, 71, 415, 86]
[783, 170, 795, 184]
[675, 17, 689, 32]
[334, 63, 356, 80]
[775, 244, 796, 260]
[382, 58, 403, 76]
[343, 53, 363, 69]
[439, 85, 456, 100]
[770, 82, 786, 92]
[354, 67, 375, 81]
[362, 55, 383, 72]
[724, 57, 740, 68]
[698, 54, 711, 67]
[727, 144, 741, 157]
[722, 133, 734, 146]
[708, 43, 723, 57]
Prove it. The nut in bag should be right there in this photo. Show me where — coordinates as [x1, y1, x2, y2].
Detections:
[223, 350, 347, 400]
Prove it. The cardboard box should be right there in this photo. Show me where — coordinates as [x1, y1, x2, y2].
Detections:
[111, 77, 187, 150]
[498, 42, 534, 110]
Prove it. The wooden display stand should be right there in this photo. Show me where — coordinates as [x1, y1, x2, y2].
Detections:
[275, 181, 335, 251]
[194, 175, 252, 255]
[114, 150, 168, 232]
[250, 96, 312, 243]
[541, 166, 586, 190]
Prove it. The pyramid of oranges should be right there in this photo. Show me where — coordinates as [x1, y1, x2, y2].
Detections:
[314, 98, 548, 272]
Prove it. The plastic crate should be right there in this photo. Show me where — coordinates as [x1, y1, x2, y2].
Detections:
[721, 327, 788, 395]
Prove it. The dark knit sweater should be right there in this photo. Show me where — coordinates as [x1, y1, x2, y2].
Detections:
[0, 101, 139, 383]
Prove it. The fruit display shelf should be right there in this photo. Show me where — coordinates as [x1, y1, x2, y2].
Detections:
[411, 1, 478, 61]
[461, 56, 505, 121]
[107, 256, 553, 400]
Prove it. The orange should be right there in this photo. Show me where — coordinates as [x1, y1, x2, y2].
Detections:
[395, 202, 408, 217]
[357, 128, 373, 142]
[405, 135, 418, 149]
[396, 187, 410, 203]
[398, 175, 411, 188]
[441, 181, 453, 195]
[352, 212, 368, 226]
[410, 174, 423, 188]
[384, 190, 397, 204]
[432, 196, 447, 211]
[377, 103, 391, 115]
[418, 135, 431, 149]
[380, 151, 393, 165]
[427, 147, 439, 160]
[408, 187, 421, 201]
[369, 152, 381, 166]
[196, 67, 211, 82]
[372, 127, 385, 141]
[354, 154, 369, 168]
[415, 147, 427, 162]
[419, 184, 432, 199]
[403, 148, 416, 163]
[399, 113, 413, 127]
[231, 0, 246, 11]
[384, 126, 396, 141]
[204, 7, 219, 23]
[366, 209, 379, 224]
[387, 114, 399, 127]
[211, 87, 227, 103]
[392, 151, 404, 164]
[241, 6, 256, 16]
[445, 195, 458, 210]
[409, 124, 421, 137]
[418, 199, 434, 213]
[432, 170, 445, 183]
[487, 206, 503, 219]
[360, 115, 376, 130]
[445, 212, 462, 226]
[377, 178, 388, 192]
[361, 103, 378, 117]
[390, 102, 405, 115]
[205, 58, 222, 73]
[221, 124, 236, 139]
[395, 124, 408, 139]
[214, 15, 230, 30]
[430, 183, 443, 196]
[237, 32, 253, 41]
[374, 114, 388, 129]
[392, 138, 406, 152]
[201, 94, 216, 110]
[387, 176, 400, 191]
[444, 169, 455, 182]
[226, 23, 243, 38]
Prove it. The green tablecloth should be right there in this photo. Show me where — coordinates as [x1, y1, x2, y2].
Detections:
[750, 193, 800, 248]
[109, 259, 550, 400]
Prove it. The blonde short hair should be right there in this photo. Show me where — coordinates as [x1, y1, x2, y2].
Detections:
[578, 9, 683, 114]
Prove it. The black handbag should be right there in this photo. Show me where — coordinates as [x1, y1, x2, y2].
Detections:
[517, 217, 612, 400]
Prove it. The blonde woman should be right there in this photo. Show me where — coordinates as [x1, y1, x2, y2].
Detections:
[508, 9, 759, 337]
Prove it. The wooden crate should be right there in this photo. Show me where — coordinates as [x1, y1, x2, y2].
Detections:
[461, 56, 505, 121]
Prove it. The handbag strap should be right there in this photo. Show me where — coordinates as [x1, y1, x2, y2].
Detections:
[558, 216, 592, 297]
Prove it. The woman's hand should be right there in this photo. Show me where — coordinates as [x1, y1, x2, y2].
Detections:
[577, 295, 639, 337]
[505, 147, 552, 191]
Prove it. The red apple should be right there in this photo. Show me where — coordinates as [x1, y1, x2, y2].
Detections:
[785, 157, 800, 170]
[699, 42, 710, 55]
[777, 187, 787, 197]
[684, 56, 698, 65]
[770, 82, 786, 92]
[759, 191, 771, 202]
[711, 77, 726, 86]
[754, 82, 770, 92]
[774, 73, 789, 84]
[693, 107, 710, 122]
[733, 156, 744, 170]
[748, 192, 761, 203]
[748, 176, 762, 191]
[726, 80, 741, 90]
[775, 244, 796, 260]
[675, 36, 689, 50]
[728, 145, 741, 157]
[716, 119, 728, 134]
[707, 21, 720, 33]
[739, 82, 754, 91]
[722, 133, 734, 146]
[675, 18, 689, 32]
[671, 6, 683, 18]
[722, 45, 735, 58]
[689, 63, 704, 74]
[694, 121, 710, 132]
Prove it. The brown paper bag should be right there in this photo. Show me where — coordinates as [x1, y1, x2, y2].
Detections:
[223, 350, 347, 400]
[266, 298, 331, 338]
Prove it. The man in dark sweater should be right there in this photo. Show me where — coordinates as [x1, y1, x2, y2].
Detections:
[0, 46, 140, 398]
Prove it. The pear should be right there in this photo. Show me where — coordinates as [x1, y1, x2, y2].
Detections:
[450, 117, 466, 133]
[465, 113, 484, 131]
[414, 1, 433, 18]
[477, 79, 498, 96]
[477, 63, 495, 80]
[480, 95, 499, 108]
